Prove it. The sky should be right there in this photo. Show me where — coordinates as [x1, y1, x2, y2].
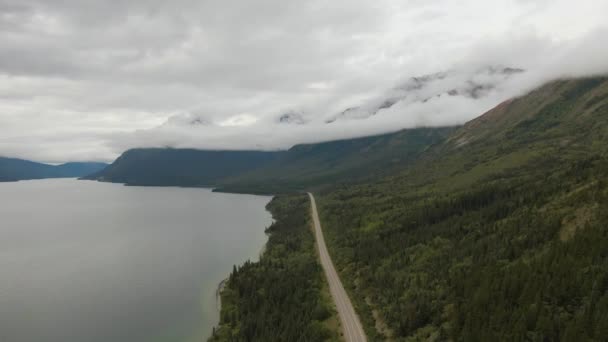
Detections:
[1, 0, 608, 163]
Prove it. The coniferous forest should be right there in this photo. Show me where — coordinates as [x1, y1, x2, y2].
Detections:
[5, 3, 608, 342]
[211, 77, 608, 341]
[210, 195, 341, 341]
[319, 156, 608, 340]
[316, 78, 608, 340]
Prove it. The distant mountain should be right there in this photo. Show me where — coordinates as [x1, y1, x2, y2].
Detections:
[212, 76, 608, 341]
[84, 149, 284, 187]
[88, 127, 455, 191]
[219, 127, 455, 192]
[315, 76, 608, 340]
[276, 110, 308, 125]
[326, 66, 524, 122]
[0, 157, 107, 182]
[159, 66, 524, 132]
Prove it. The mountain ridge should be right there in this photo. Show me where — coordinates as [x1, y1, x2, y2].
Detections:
[88, 127, 456, 192]
[325, 66, 524, 123]
[83, 148, 285, 187]
[0, 157, 107, 182]
[211, 76, 608, 341]
[314, 75, 608, 340]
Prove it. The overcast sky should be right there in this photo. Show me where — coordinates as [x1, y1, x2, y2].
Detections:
[1, 0, 608, 163]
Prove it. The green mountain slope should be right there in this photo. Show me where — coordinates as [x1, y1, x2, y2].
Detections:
[84, 149, 283, 186]
[220, 127, 455, 193]
[89, 76, 608, 341]
[210, 195, 341, 341]
[90, 127, 455, 191]
[0, 157, 107, 181]
[315, 77, 608, 340]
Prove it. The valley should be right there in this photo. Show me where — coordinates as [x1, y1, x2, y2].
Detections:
[87, 76, 608, 341]
[3, 2, 607, 341]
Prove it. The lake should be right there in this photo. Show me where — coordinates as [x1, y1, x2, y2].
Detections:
[0, 179, 272, 342]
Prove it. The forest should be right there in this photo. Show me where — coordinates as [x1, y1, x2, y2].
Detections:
[89, 127, 454, 193]
[316, 77, 608, 340]
[209, 195, 341, 341]
[319, 155, 608, 340]
[212, 77, 608, 341]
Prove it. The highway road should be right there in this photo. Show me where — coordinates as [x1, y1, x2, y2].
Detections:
[308, 193, 367, 342]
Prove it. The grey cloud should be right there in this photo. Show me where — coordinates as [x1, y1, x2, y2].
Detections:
[0, 0, 607, 162]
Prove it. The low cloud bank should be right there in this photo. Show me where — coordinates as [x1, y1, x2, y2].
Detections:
[1, 0, 608, 162]
[112, 29, 608, 154]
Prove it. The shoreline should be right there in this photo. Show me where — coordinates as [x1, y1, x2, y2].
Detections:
[214, 236, 269, 313]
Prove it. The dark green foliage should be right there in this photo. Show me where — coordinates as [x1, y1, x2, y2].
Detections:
[220, 127, 456, 192]
[85, 148, 282, 187]
[91, 76, 608, 341]
[209, 195, 339, 342]
[0, 157, 107, 181]
[90, 127, 455, 191]
[315, 77, 608, 340]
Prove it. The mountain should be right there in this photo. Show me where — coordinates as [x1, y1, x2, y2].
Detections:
[160, 66, 523, 135]
[314, 76, 608, 340]
[84, 149, 284, 187]
[276, 110, 308, 125]
[89, 127, 455, 191]
[326, 66, 524, 122]
[212, 76, 608, 342]
[53, 162, 109, 178]
[219, 127, 455, 193]
[91, 76, 608, 341]
[0, 157, 107, 182]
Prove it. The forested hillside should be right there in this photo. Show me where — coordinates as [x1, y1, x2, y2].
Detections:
[316, 77, 608, 340]
[89, 127, 454, 192]
[93, 76, 608, 341]
[209, 195, 341, 341]
[0, 157, 107, 181]
[84, 149, 282, 187]
[220, 127, 454, 193]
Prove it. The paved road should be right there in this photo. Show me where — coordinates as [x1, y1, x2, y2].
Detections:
[308, 193, 367, 342]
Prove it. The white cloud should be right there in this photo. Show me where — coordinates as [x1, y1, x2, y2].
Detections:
[0, 0, 607, 162]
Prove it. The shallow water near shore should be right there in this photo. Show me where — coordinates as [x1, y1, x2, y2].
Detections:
[0, 179, 272, 342]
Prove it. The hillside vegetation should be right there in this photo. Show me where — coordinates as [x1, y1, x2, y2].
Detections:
[90, 128, 454, 192]
[83, 149, 282, 187]
[91, 76, 608, 341]
[316, 77, 608, 340]
[220, 127, 455, 193]
[209, 195, 341, 341]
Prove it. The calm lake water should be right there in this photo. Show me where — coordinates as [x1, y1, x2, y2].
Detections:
[0, 179, 272, 342]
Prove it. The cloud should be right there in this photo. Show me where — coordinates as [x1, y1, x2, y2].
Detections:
[0, 0, 607, 162]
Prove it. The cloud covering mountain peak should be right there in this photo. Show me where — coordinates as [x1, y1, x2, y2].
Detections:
[326, 66, 524, 123]
[1, 0, 608, 162]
